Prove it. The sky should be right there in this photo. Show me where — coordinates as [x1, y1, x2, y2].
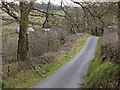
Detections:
[0, 0, 75, 6]
[36, 0, 75, 5]
[0, 0, 119, 5]
[36, 0, 62, 5]
[36, 0, 119, 6]
[0, 0, 79, 7]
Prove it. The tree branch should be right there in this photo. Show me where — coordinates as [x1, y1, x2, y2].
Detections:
[42, 1, 50, 28]
[6, 2, 19, 13]
[32, 8, 65, 17]
[71, 0, 104, 28]
[100, 3, 115, 17]
[2, 2, 20, 22]
[29, 13, 42, 17]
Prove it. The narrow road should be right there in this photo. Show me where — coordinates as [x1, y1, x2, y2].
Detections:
[33, 37, 99, 88]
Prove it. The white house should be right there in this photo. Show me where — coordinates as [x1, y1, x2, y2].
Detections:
[42, 28, 51, 32]
[16, 27, 35, 34]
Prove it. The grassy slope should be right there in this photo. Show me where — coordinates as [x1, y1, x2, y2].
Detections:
[83, 38, 119, 88]
[84, 62, 118, 88]
[87, 38, 102, 77]
[3, 34, 92, 88]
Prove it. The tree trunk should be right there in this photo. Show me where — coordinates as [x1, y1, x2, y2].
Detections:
[17, 2, 29, 62]
[91, 29, 94, 35]
[118, 1, 120, 89]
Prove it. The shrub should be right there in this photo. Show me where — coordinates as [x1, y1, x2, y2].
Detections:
[100, 26, 118, 63]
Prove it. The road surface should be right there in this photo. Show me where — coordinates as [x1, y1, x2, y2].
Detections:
[33, 37, 99, 88]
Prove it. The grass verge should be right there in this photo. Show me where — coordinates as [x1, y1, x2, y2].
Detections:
[83, 62, 118, 88]
[83, 37, 119, 88]
[3, 34, 92, 88]
[87, 37, 101, 77]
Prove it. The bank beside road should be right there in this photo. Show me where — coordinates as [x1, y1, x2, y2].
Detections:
[3, 34, 92, 88]
[83, 31, 119, 88]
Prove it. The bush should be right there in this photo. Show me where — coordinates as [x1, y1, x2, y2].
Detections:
[100, 26, 118, 63]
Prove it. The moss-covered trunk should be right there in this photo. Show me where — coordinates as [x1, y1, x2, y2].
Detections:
[118, 2, 120, 65]
[17, 2, 29, 63]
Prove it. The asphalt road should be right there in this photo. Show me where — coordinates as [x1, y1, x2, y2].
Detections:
[33, 37, 99, 88]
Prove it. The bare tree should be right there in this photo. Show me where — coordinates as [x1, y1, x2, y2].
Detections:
[60, 0, 117, 36]
[1, 1, 65, 70]
[1, 1, 34, 66]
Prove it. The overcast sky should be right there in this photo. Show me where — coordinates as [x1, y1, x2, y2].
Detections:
[36, 0, 119, 6]
[0, 0, 77, 5]
[36, 0, 76, 5]
[0, 0, 119, 5]
[36, 0, 63, 5]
